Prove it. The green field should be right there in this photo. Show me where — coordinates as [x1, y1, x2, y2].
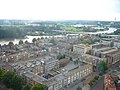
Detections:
[62, 25, 83, 32]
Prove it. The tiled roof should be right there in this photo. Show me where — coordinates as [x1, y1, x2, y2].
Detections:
[104, 74, 116, 89]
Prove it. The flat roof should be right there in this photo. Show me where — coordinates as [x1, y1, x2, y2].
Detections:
[74, 44, 87, 48]
[96, 47, 112, 52]
[101, 49, 118, 54]
[62, 61, 79, 71]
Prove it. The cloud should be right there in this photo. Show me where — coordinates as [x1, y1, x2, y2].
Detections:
[114, 0, 120, 12]
[0, 0, 120, 21]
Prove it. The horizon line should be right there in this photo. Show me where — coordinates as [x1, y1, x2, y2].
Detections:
[0, 19, 119, 22]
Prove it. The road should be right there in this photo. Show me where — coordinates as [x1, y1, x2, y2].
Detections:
[91, 61, 120, 90]
[91, 77, 104, 90]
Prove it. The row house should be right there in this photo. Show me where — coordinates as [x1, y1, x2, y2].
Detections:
[73, 44, 91, 55]
[82, 54, 103, 66]
[0, 52, 29, 62]
[91, 44, 120, 67]
[44, 64, 93, 90]
[0, 64, 14, 71]
[105, 50, 120, 67]
[31, 50, 48, 58]
[22, 63, 93, 90]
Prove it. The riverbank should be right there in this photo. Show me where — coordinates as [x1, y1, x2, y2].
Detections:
[0, 35, 65, 45]
[0, 28, 117, 45]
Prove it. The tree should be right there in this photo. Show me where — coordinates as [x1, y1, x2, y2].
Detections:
[19, 40, 24, 45]
[49, 37, 56, 45]
[8, 41, 14, 46]
[8, 41, 14, 48]
[8, 88, 14, 90]
[94, 76, 99, 80]
[37, 38, 40, 41]
[11, 74, 22, 90]
[2, 71, 15, 88]
[88, 80, 93, 87]
[22, 84, 31, 90]
[0, 68, 4, 81]
[30, 83, 47, 90]
[45, 37, 47, 39]
[25, 40, 29, 44]
[32, 38, 37, 43]
[77, 86, 82, 90]
[97, 61, 108, 75]
[2, 71, 22, 90]
[80, 39, 94, 45]
[41, 37, 44, 39]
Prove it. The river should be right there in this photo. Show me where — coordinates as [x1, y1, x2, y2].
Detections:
[0, 35, 64, 45]
[0, 28, 117, 45]
[89, 28, 117, 34]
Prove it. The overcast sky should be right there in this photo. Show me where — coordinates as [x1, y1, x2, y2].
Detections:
[0, 0, 120, 21]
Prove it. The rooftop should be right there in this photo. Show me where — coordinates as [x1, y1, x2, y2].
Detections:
[74, 44, 88, 48]
[105, 74, 116, 89]
[96, 47, 112, 52]
[61, 61, 79, 71]
[101, 48, 118, 54]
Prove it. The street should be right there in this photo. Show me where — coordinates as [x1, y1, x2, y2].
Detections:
[91, 77, 104, 90]
[91, 60, 120, 90]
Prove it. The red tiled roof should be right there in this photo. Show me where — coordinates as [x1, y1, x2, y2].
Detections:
[105, 83, 116, 88]
[104, 74, 116, 89]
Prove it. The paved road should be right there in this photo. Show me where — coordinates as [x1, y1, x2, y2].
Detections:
[91, 77, 104, 90]
[91, 61, 120, 90]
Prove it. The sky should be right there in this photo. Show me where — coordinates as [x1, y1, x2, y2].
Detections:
[0, 0, 120, 21]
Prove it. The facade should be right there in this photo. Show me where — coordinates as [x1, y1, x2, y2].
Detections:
[82, 54, 103, 66]
[101, 39, 112, 46]
[73, 44, 90, 55]
[101, 38, 120, 48]
[105, 50, 120, 67]
[0, 51, 29, 62]
[22, 63, 93, 90]
[91, 44, 120, 66]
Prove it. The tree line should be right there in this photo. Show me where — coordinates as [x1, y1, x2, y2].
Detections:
[0, 24, 61, 39]
[0, 26, 27, 39]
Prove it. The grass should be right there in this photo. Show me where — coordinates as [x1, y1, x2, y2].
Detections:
[63, 25, 83, 32]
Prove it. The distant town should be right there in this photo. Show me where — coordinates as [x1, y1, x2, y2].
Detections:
[0, 20, 120, 90]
